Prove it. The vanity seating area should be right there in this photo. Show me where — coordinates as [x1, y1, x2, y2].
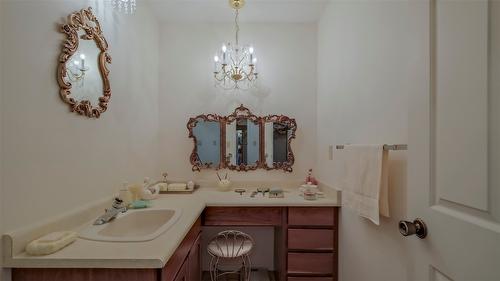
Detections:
[203, 207, 338, 281]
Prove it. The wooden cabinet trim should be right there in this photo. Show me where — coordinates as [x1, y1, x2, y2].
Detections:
[288, 229, 334, 251]
[287, 252, 334, 275]
[203, 207, 283, 226]
[187, 233, 202, 281]
[287, 277, 333, 281]
[288, 207, 337, 227]
[12, 268, 158, 281]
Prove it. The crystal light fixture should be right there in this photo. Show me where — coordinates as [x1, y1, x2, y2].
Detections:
[213, 0, 258, 90]
[112, 0, 136, 15]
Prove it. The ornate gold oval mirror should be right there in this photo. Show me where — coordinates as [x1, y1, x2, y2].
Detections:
[57, 7, 111, 118]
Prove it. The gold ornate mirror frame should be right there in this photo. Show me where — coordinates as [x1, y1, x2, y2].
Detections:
[222, 105, 263, 172]
[187, 114, 225, 172]
[262, 114, 297, 172]
[57, 7, 111, 118]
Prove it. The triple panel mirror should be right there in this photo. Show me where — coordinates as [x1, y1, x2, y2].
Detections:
[187, 105, 297, 172]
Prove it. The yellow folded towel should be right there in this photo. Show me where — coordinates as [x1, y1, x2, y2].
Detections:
[168, 183, 188, 191]
[157, 183, 168, 192]
[26, 231, 78, 256]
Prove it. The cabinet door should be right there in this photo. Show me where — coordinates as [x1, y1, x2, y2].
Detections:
[173, 261, 188, 281]
[187, 234, 202, 281]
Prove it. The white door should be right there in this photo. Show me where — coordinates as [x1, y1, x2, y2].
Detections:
[408, 0, 500, 280]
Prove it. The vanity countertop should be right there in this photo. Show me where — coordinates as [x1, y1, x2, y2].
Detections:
[2, 187, 340, 269]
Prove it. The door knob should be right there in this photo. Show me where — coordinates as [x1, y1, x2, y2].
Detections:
[399, 218, 427, 239]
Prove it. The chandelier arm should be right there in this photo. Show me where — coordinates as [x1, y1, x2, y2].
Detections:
[230, 56, 239, 69]
[236, 56, 245, 65]
[241, 69, 254, 81]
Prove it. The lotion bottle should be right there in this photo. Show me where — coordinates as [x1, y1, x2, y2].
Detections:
[118, 182, 133, 206]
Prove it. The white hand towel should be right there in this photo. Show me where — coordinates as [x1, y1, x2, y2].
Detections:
[334, 145, 390, 225]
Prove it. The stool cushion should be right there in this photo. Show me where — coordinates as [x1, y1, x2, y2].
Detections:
[208, 238, 253, 258]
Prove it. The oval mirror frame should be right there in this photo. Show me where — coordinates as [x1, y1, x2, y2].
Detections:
[57, 7, 111, 118]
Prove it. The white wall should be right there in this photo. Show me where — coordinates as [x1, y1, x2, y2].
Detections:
[0, 0, 160, 233]
[317, 1, 424, 280]
[0, 1, 5, 279]
[490, 1, 500, 221]
[158, 23, 317, 181]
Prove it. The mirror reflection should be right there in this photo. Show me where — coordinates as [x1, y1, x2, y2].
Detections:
[264, 122, 292, 167]
[226, 119, 260, 167]
[64, 30, 103, 106]
[192, 119, 221, 168]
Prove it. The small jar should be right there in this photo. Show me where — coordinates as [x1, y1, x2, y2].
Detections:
[217, 179, 232, 192]
[303, 190, 317, 201]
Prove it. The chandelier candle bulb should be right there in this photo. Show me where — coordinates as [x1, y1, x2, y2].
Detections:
[214, 55, 219, 72]
[80, 54, 85, 69]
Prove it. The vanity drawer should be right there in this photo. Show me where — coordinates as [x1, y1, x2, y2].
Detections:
[203, 207, 282, 226]
[288, 229, 334, 250]
[287, 277, 333, 281]
[288, 207, 336, 226]
[287, 253, 334, 275]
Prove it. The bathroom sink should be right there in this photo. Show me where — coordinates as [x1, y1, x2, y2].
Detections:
[79, 208, 182, 242]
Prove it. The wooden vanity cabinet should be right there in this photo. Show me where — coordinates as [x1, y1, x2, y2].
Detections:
[161, 218, 201, 281]
[203, 206, 339, 281]
[286, 207, 338, 281]
[12, 207, 338, 281]
[12, 218, 202, 281]
[187, 233, 202, 281]
[172, 261, 188, 281]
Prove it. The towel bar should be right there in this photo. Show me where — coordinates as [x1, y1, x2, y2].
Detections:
[335, 144, 408, 151]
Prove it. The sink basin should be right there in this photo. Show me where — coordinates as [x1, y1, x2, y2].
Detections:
[79, 208, 182, 242]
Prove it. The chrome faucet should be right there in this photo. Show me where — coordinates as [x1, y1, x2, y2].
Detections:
[93, 198, 127, 225]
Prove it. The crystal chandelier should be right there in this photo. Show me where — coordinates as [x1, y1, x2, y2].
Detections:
[112, 0, 136, 15]
[213, 0, 258, 90]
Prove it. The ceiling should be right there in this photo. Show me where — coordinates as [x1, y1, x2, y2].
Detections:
[144, 0, 330, 23]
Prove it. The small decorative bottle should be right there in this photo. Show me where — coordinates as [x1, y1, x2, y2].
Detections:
[118, 182, 133, 206]
[305, 169, 318, 185]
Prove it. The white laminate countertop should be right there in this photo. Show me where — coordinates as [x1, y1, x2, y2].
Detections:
[2, 187, 340, 269]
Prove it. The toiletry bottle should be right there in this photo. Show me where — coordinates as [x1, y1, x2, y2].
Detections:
[118, 182, 133, 206]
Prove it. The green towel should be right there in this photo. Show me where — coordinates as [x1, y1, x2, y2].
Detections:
[128, 200, 152, 209]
